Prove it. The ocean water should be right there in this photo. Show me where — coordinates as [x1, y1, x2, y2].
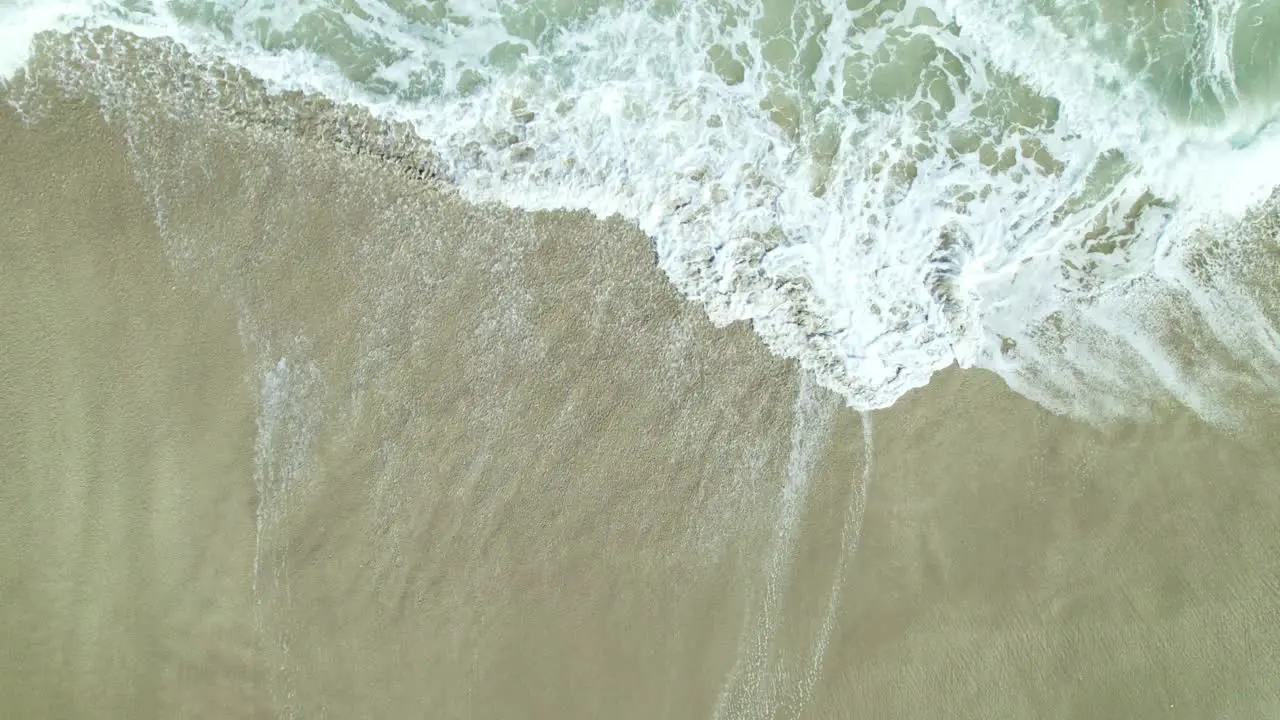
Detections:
[11, 10, 1280, 718]
[4, 0, 1280, 420]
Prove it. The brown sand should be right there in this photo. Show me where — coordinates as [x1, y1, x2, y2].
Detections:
[4, 71, 1280, 720]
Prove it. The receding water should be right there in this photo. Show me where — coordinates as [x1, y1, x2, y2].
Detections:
[5, 0, 1280, 420]
[5, 29, 1280, 718]
[6, 0, 1280, 715]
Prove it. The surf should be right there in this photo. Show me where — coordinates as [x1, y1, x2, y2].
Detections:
[5, 0, 1280, 423]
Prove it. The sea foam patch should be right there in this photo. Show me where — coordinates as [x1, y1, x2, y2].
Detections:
[5, 0, 1280, 423]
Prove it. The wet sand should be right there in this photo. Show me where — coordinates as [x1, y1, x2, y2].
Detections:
[4, 75, 1280, 720]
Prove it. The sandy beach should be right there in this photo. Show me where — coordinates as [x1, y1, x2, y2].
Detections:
[4, 57, 1280, 719]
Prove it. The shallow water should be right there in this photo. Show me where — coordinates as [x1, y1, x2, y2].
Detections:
[5, 65, 1280, 718]
[4, 0, 1280, 418]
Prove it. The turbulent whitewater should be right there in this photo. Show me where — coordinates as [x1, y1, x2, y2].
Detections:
[5, 0, 1280, 419]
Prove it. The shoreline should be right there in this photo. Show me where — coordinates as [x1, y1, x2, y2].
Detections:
[5, 35, 1280, 719]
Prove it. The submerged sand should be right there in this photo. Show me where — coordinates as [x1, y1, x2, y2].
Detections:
[3, 73, 1280, 720]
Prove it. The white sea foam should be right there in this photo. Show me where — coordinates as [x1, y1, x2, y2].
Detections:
[0, 0, 87, 80]
[5, 0, 1280, 420]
